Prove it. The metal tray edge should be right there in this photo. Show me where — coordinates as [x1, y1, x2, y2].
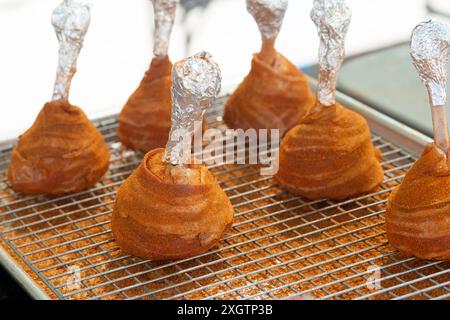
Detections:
[0, 248, 50, 300]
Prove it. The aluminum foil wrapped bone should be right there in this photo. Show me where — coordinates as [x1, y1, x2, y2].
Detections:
[247, 0, 288, 41]
[151, 0, 178, 58]
[51, 0, 91, 101]
[411, 20, 450, 108]
[163, 52, 222, 166]
[311, 0, 351, 106]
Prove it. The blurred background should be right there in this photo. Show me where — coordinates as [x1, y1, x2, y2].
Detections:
[0, 0, 450, 141]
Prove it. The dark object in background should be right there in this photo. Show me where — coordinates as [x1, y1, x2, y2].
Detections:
[180, 0, 212, 13]
[303, 43, 450, 138]
[427, 0, 450, 18]
[0, 270, 30, 300]
[335, 43, 450, 137]
[179, 0, 214, 55]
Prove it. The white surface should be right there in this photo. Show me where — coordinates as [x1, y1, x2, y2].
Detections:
[0, 0, 428, 140]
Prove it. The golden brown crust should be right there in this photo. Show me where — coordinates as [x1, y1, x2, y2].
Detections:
[117, 57, 173, 153]
[112, 149, 234, 260]
[7, 100, 110, 195]
[275, 103, 384, 200]
[223, 52, 315, 136]
[386, 144, 450, 260]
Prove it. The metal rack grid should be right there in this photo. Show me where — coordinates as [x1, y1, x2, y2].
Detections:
[0, 94, 449, 300]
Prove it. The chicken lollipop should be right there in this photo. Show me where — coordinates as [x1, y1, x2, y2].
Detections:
[117, 0, 178, 153]
[223, 0, 315, 136]
[7, 0, 109, 195]
[386, 20, 450, 260]
[112, 52, 234, 261]
[275, 0, 384, 200]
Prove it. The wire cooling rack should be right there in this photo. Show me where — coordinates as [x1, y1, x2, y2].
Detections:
[0, 94, 449, 300]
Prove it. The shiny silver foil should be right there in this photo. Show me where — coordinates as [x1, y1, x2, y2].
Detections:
[163, 52, 221, 166]
[247, 0, 288, 41]
[411, 20, 450, 108]
[311, 0, 351, 106]
[151, 0, 178, 58]
[51, 0, 91, 101]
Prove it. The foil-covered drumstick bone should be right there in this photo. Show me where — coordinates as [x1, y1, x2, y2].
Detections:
[411, 20, 450, 155]
[247, 0, 288, 64]
[163, 51, 221, 166]
[152, 0, 178, 58]
[311, 0, 351, 107]
[51, 0, 91, 101]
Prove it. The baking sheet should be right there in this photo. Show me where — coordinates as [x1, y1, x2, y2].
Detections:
[1, 80, 449, 300]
